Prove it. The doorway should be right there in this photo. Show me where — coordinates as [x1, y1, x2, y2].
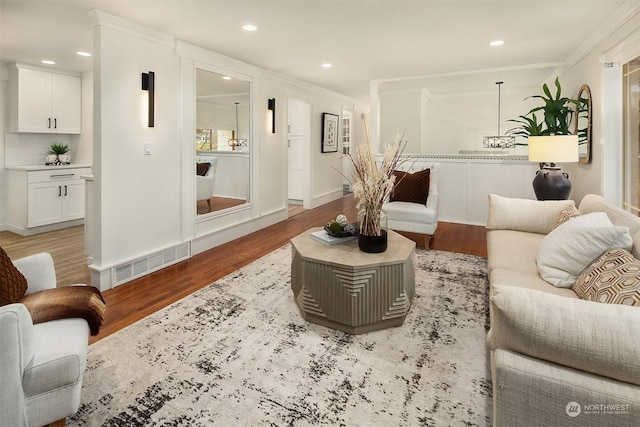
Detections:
[341, 108, 354, 193]
[287, 98, 311, 210]
[623, 56, 640, 213]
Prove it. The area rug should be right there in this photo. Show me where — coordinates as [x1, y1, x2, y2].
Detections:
[69, 246, 492, 426]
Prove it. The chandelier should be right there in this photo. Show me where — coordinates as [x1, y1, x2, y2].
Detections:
[483, 81, 515, 149]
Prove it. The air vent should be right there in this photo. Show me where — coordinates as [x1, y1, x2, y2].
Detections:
[112, 242, 191, 287]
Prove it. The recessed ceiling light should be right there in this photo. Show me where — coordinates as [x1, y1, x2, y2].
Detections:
[76, 51, 91, 57]
[242, 24, 257, 31]
[222, 76, 232, 80]
[489, 40, 504, 47]
[41, 60, 55, 65]
[321, 63, 332, 68]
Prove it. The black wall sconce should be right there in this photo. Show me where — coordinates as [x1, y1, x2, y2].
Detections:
[141, 71, 155, 127]
[267, 98, 276, 133]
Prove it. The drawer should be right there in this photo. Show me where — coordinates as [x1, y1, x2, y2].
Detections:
[28, 168, 91, 184]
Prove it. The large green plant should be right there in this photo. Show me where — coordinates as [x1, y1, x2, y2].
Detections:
[508, 77, 579, 140]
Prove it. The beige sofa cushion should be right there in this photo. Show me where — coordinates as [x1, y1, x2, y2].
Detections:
[489, 268, 578, 299]
[487, 285, 640, 386]
[486, 194, 575, 234]
[486, 230, 544, 276]
[579, 194, 640, 259]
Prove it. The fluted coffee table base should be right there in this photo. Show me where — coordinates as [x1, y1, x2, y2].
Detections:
[291, 228, 416, 334]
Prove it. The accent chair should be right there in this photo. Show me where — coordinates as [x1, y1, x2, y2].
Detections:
[0, 253, 90, 427]
[196, 156, 219, 212]
[382, 162, 440, 248]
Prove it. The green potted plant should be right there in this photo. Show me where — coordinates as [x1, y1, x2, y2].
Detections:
[508, 77, 580, 201]
[47, 143, 71, 165]
[508, 77, 580, 139]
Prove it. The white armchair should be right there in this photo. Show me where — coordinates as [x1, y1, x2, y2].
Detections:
[382, 162, 439, 248]
[0, 253, 90, 427]
[196, 156, 218, 212]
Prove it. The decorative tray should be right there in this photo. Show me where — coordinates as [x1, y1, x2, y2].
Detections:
[324, 222, 359, 238]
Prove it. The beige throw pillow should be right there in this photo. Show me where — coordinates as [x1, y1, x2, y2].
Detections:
[553, 205, 581, 229]
[573, 248, 640, 306]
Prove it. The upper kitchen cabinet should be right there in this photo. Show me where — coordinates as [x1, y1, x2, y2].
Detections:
[8, 64, 82, 134]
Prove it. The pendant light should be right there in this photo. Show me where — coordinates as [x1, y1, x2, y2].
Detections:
[483, 81, 515, 149]
[228, 102, 247, 150]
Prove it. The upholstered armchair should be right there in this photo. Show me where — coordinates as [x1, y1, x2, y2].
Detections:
[196, 156, 219, 212]
[382, 162, 440, 248]
[0, 253, 90, 427]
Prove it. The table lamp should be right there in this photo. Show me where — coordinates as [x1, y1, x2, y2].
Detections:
[528, 135, 579, 200]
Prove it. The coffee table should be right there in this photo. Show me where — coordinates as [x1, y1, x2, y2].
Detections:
[290, 227, 416, 334]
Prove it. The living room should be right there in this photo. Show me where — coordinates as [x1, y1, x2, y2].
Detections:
[0, 2, 639, 290]
[1, 1, 640, 426]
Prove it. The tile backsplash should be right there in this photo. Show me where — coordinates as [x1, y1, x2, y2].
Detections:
[4, 133, 73, 166]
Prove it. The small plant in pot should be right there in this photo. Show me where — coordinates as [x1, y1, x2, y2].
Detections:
[507, 77, 580, 200]
[47, 143, 71, 166]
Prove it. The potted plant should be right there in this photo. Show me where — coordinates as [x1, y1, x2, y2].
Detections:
[342, 135, 407, 253]
[508, 77, 580, 139]
[508, 77, 580, 200]
[47, 143, 71, 165]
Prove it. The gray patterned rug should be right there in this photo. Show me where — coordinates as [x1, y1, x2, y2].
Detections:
[69, 245, 492, 426]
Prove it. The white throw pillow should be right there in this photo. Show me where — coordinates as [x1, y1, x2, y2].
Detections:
[536, 212, 633, 288]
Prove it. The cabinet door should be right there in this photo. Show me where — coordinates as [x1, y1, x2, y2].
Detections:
[28, 182, 62, 227]
[51, 74, 81, 134]
[17, 68, 52, 133]
[61, 180, 85, 221]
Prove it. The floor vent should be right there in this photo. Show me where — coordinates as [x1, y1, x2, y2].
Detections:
[113, 242, 191, 287]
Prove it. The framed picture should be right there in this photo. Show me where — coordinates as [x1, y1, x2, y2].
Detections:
[321, 113, 339, 153]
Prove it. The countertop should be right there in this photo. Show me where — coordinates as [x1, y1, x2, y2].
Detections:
[5, 163, 92, 171]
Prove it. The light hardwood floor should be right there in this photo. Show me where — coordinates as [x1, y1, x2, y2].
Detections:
[0, 193, 487, 344]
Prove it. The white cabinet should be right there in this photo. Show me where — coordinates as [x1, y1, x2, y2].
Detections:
[27, 177, 86, 227]
[6, 167, 91, 235]
[8, 64, 82, 134]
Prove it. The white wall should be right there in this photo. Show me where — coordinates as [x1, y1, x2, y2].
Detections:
[379, 86, 534, 156]
[0, 67, 8, 227]
[89, 13, 369, 288]
[91, 20, 182, 283]
[558, 11, 640, 204]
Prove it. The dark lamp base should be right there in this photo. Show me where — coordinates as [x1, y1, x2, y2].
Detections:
[532, 167, 571, 201]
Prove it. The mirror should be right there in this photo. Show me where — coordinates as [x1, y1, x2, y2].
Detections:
[196, 69, 251, 215]
[575, 84, 592, 164]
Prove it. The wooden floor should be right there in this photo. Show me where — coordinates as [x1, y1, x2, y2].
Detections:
[0, 193, 487, 345]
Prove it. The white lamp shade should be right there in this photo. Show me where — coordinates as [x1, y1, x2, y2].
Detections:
[528, 135, 579, 163]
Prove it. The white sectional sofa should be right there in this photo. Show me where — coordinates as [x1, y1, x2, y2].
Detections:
[485, 194, 640, 427]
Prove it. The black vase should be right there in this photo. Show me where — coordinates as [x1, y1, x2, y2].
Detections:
[358, 230, 388, 253]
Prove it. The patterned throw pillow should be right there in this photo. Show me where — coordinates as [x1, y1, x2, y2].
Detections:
[196, 162, 211, 176]
[0, 246, 28, 306]
[554, 205, 581, 229]
[573, 248, 640, 306]
[390, 169, 430, 204]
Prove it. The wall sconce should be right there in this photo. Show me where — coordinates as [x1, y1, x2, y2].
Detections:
[141, 71, 155, 127]
[267, 98, 276, 133]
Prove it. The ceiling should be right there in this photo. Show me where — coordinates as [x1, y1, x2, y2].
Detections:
[2, 1, 640, 101]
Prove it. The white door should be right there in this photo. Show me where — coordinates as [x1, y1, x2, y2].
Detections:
[341, 109, 354, 191]
[288, 98, 311, 207]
